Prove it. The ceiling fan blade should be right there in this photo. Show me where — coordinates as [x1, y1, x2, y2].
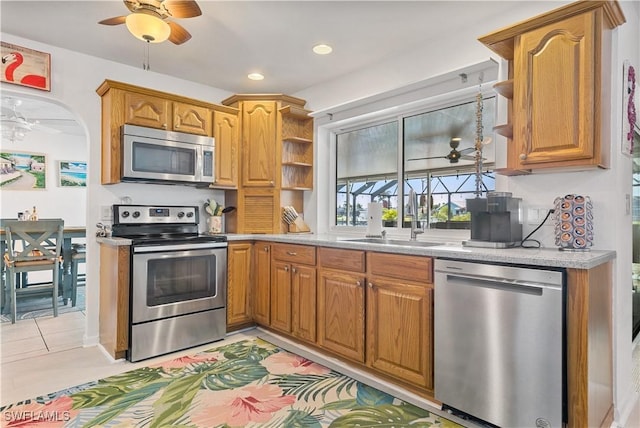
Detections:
[32, 122, 61, 134]
[163, 0, 202, 18]
[458, 147, 475, 155]
[407, 155, 447, 161]
[99, 16, 127, 25]
[168, 21, 192, 44]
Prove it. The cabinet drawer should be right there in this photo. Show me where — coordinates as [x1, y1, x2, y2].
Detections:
[368, 252, 432, 284]
[319, 247, 365, 273]
[271, 243, 316, 265]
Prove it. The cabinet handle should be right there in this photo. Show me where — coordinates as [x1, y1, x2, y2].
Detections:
[519, 153, 527, 160]
[368, 282, 374, 289]
[284, 266, 289, 272]
[270, 180, 275, 186]
[175, 123, 180, 128]
[292, 267, 297, 273]
[356, 281, 361, 287]
[286, 251, 297, 256]
[264, 246, 269, 252]
[162, 123, 167, 129]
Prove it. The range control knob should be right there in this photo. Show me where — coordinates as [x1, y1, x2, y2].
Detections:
[177, 212, 185, 218]
[186, 212, 194, 218]
[121, 211, 130, 218]
[132, 211, 141, 219]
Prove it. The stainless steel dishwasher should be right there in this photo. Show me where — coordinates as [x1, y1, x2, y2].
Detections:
[434, 259, 565, 428]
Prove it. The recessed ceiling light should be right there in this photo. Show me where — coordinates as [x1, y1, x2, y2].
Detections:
[313, 44, 333, 55]
[248, 73, 264, 81]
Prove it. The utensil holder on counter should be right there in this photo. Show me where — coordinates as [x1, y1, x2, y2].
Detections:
[553, 194, 593, 251]
[207, 216, 223, 234]
[282, 206, 311, 233]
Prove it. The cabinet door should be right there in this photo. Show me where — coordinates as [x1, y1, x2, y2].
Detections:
[253, 243, 271, 325]
[317, 269, 365, 363]
[270, 261, 292, 334]
[213, 110, 239, 188]
[292, 265, 317, 343]
[367, 277, 433, 389]
[124, 92, 171, 130]
[514, 12, 595, 168]
[241, 101, 278, 187]
[238, 188, 280, 234]
[173, 102, 212, 136]
[227, 242, 252, 329]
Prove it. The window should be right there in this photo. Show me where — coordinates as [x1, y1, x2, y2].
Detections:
[335, 97, 496, 230]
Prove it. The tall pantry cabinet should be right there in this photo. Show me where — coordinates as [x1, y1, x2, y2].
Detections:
[222, 94, 313, 234]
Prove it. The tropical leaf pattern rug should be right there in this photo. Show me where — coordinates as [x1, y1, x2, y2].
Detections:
[0, 338, 462, 427]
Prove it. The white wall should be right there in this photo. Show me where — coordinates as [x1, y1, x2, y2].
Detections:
[0, 32, 232, 351]
[295, 1, 640, 425]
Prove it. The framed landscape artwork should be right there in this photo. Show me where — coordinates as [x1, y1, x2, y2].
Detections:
[58, 160, 87, 187]
[0, 151, 47, 190]
[0, 41, 51, 91]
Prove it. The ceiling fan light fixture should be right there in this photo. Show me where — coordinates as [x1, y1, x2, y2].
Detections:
[125, 12, 171, 43]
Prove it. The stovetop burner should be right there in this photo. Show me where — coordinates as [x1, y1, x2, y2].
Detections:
[111, 204, 227, 246]
[122, 233, 227, 246]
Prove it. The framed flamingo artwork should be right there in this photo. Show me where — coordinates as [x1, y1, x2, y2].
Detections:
[1, 42, 50, 91]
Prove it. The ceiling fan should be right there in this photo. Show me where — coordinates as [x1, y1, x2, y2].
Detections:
[408, 138, 477, 164]
[1, 98, 60, 142]
[99, 0, 202, 45]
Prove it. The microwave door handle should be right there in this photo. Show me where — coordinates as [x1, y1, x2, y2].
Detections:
[195, 145, 203, 182]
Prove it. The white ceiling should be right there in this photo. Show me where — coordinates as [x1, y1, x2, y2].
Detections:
[0, 1, 531, 95]
[0, 1, 564, 137]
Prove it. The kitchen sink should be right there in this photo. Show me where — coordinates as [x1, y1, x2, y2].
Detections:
[343, 238, 444, 247]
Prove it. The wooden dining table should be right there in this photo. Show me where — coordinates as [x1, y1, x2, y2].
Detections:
[0, 222, 86, 314]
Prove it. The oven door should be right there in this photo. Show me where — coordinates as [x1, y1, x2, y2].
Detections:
[131, 242, 227, 324]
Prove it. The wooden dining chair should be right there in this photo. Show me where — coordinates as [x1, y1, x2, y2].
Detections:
[2, 219, 64, 323]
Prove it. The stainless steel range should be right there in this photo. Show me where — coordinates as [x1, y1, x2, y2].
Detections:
[111, 204, 227, 362]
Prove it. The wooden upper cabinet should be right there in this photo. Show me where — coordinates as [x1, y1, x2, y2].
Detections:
[212, 109, 239, 188]
[241, 101, 278, 187]
[173, 102, 212, 136]
[479, 1, 625, 174]
[124, 92, 171, 130]
[96, 80, 233, 184]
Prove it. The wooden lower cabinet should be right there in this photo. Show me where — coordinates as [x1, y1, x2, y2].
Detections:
[270, 244, 317, 340]
[366, 252, 434, 390]
[317, 248, 366, 363]
[99, 243, 130, 360]
[226, 242, 253, 330]
[366, 276, 433, 390]
[253, 242, 271, 325]
[292, 264, 317, 342]
[271, 261, 293, 333]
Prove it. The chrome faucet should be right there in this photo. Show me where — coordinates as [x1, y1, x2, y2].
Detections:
[407, 189, 424, 241]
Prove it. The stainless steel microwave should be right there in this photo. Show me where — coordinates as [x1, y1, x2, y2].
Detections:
[122, 124, 215, 186]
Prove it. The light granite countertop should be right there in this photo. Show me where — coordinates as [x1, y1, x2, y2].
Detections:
[98, 233, 615, 270]
[227, 233, 615, 270]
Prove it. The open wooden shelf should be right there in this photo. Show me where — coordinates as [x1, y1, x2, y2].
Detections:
[282, 136, 313, 144]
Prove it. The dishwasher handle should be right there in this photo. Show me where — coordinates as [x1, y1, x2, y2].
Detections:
[444, 272, 560, 296]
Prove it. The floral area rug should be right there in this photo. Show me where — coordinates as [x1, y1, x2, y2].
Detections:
[0, 338, 462, 427]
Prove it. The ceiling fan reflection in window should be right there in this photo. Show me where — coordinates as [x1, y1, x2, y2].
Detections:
[99, 0, 202, 45]
[408, 138, 477, 164]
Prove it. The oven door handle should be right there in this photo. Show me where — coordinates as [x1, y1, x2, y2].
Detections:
[134, 242, 228, 253]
